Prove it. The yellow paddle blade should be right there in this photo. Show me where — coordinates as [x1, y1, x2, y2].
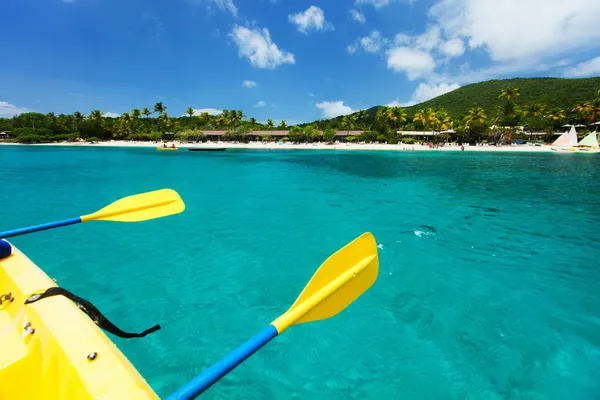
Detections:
[271, 232, 378, 334]
[80, 189, 185, 223]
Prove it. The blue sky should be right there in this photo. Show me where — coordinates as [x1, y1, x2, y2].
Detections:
[1, 0, 600, 123]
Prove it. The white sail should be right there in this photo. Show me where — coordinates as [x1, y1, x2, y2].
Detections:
[552, 131, 570, 147]
[568, 125, 578, 147]
[578, 132, 599, 148]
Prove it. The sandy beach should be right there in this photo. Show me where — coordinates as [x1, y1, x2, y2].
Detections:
[0, 140, 574, 152]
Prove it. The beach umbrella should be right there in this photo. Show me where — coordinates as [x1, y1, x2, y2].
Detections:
[166, 232, 379, 399]
[0, 189, 185, 239]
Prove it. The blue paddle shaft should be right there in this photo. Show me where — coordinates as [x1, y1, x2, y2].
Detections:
[166, 324, 278, 400]
[0, 217, 82, 239]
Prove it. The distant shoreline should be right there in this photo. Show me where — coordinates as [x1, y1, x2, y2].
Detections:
[0, 140, 572, 153]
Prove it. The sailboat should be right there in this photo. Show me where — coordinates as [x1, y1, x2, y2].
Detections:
[551, 126, 578, 152]
[575, 132, 599, 152]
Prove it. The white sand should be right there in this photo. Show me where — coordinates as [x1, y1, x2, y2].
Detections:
[0, 140, 568, 152]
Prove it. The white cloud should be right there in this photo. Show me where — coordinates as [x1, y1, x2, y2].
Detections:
[387, 82, 460, 108]
[430, 0, 600, 62]
[230, 25, 295, 69]
[349, 9, 366, 23]
[316, 101, 354, 119]
[414, 25, 441, 51]
[103, 112, 120, 118]
[439, 38, 465, 58]
[188, 0, 238, 16]
[563, 56, 600, 77]
[393, 33, 412, 46]
[347, 31, 386, 54]
[254, 100, 266, 107]
[192, 108, 222, 116]
[242, 80, 257, 88]
[308, 92, 316, 97]
[386, 47, 435, 80]
[387, 99, 414, 107]
[0, 101, 31, 117]
[355, 0, 397, 8]
[411, 82, 460, 103]
[288, 6, 333, 34]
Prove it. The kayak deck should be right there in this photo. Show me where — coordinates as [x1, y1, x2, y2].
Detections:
[0, 245, 158, 399]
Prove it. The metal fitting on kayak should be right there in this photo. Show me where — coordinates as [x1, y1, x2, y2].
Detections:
[87, 352, 98, 361]
[0, 293, 14, 307]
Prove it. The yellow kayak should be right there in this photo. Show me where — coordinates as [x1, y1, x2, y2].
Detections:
[156, 146, 178, 151]
[0, 244, 158, 399]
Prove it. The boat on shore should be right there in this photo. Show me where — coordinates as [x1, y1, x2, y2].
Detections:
[0, 244, 158, 399]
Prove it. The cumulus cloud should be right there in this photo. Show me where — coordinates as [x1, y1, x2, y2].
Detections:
[192, 108, 222, 116]
[387, 82, 460, 108]
[347, 31, 387, 54]
[230, 25, 295, 69]
[254, 100, 267, 107]
[386, 47, 436, 80]
[414, 25, 441, 51]
[288, 6, 333, 33]
[316, 101, 354, 119]
[430, 0, 600, 62]
[563, 56, 600, 77]
[439, 38, 465, 57]
[410, 82, 460, 103]
[349, 9, 366, 23]
[242, 80, 257, 88]
[0, 101, 31, 117]
[102, 112, 121, 118]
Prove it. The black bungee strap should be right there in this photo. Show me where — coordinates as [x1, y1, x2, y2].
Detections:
[25, 287, 160, 339]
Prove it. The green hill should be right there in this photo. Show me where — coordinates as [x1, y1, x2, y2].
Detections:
[307, 77, 600, 127]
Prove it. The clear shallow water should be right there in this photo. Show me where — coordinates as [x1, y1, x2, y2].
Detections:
[1, 146, 600, 399]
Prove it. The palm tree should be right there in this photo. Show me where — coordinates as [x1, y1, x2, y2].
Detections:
[355, 110, 368, 129]
[217, 110, 229, 129]
[199, 112, 210, 128]
[464, 107, 487, 127]
[386, 107, 407, 131]
[130, 108, 141, 119]
[584, 98, 600, 122]
[185, 107, 194, 118]
[142, 108, 151, 118]
[547, 108, 566, 128]
[154, 102, 166, 115]
[424, 108, 438, 131]
[522, 103, 545, 131]
[266, 119, 274, 130]
[89, 110, 104, 134]
[499, 87, 520, 101]
[248, 117, 257, 129]
[341, 114, 357, 130]
[413, 109, 428, 130]
[279, 120, 288, 129]
[434, 109, 451, 131]
[72, 111, 85, 132]
[231, 110, 244, 129]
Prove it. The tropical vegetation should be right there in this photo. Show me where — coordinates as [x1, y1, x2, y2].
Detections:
[1, 77, 599, 145]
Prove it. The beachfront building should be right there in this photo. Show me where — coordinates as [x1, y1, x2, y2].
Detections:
[398, 130, 455, 142]
[185, 130, 366, 142]
[0, 131, 13, 139]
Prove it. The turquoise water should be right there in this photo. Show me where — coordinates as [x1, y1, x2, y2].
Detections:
[1, 146, 600, 399]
